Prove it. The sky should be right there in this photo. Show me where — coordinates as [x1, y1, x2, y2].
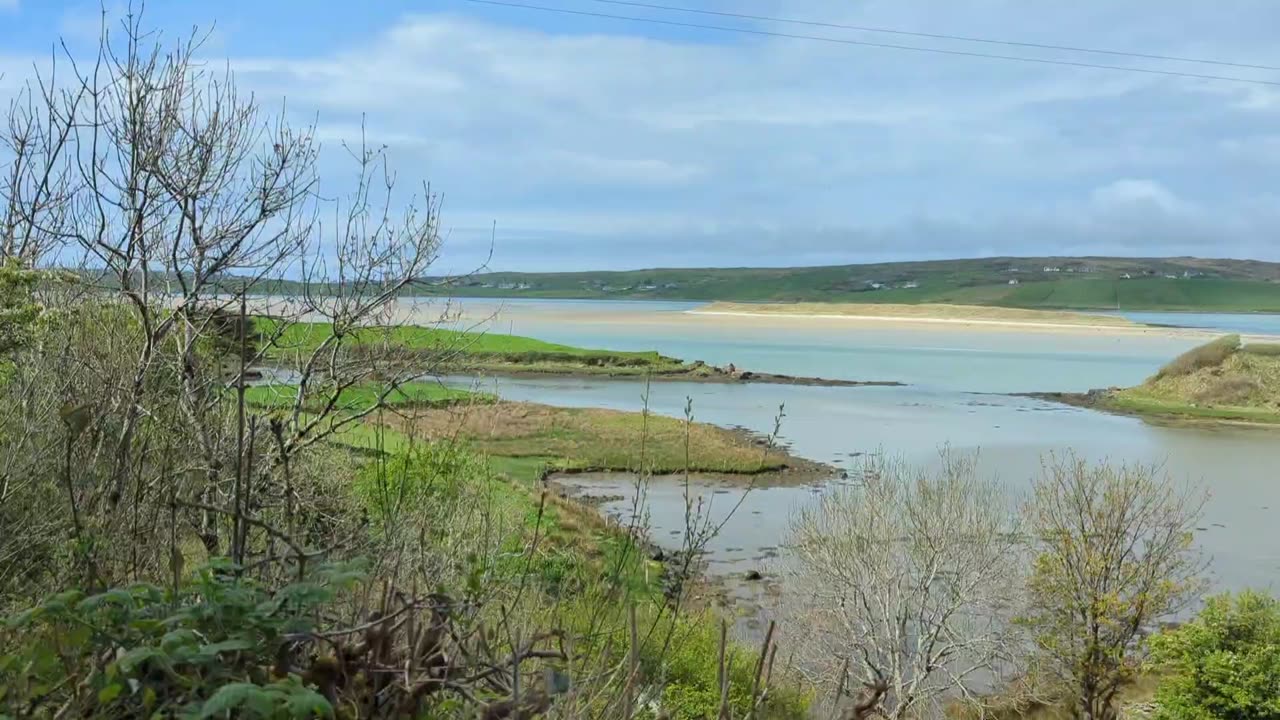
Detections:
[2, 1, 1280, 272]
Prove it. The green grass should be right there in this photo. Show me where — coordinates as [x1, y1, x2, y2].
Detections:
[259, 319, 686, 375]
[1105, 392, 1280, 424]
[243, 380, 491, 413]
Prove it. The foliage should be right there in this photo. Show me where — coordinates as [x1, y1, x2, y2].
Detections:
[0, 259, 42, 357]
[1149, 591, 1280, 720]
[1023, 454, 1207, 720]
[1155, 335, 1241, 380]
[0, 560, 363, 718]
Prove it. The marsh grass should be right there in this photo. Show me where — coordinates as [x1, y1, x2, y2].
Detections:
[1154, 334, 1241, 379]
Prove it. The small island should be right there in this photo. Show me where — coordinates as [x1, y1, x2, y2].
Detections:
[1033, 334, 1280, 426]
[259, 318, 898, 387]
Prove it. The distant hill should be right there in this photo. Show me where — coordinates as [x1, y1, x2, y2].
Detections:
[417, 257, 1280, 312]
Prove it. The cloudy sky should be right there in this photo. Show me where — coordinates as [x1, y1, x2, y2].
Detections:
[3, 1, 1280, 272]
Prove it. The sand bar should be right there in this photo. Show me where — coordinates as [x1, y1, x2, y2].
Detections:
[687, 302, 1280, 340]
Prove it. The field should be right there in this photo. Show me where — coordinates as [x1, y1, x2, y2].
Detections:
[259, 318, 689, 376]
[243, 380, 493, 412]
[374, 401, 820, 478]
[411, 256, 1280, 312]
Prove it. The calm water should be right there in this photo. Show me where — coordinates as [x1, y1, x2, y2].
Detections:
[414, 298, 1280, 594]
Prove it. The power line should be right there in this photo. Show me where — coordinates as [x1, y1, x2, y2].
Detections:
[587, 0, 1280, 72]
[461, 0, 1280, 87]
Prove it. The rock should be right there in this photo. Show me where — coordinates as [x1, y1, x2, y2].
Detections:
[744, 570, 763, 581]
[650, 548, 666, 562]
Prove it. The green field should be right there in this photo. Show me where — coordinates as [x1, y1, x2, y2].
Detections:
[410, 256, 1280, 312]
[243, 380, 492, 413]
[260, 319, 686, 375]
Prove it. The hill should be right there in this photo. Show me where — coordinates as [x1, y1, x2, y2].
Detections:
[421, 256, 1280, 312]
[1041, 335, 1280, 425]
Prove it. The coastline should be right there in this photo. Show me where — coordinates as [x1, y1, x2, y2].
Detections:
[684, 306, 1280, 340]
[461, 366, 902, 387]
[1025, 391, 1280, 430]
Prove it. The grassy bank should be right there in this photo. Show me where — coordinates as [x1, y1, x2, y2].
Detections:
[1041, 335, 1280, 425]
[260, 317, 690, 376]
[256, 318, 888, 385]
[245, 379, 824, 481]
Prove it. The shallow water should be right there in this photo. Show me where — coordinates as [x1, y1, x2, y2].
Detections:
[413, 298, 1280, 594]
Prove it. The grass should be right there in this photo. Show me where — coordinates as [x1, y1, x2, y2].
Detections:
[243, 380, 493, 413]
[1096, 336, 1280, 425]
[257, 318, 694, 377]
[1155, 334, 1241, 379]
[377, 401, 801, 476]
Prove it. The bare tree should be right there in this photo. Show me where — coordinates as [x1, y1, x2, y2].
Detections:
[0, 6, 443, 588]
[1023, 454, 1207, 720]
[784, 449, 1024, 719]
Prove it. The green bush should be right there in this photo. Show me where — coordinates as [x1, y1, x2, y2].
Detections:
[1155, 334, 1241, 379]
[1149, 590, 1280, 720]
[0, 560, 363, 718]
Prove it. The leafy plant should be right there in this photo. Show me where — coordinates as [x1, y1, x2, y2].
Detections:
[1149, 591, 1280, 720]
[0, 559, 362, 718]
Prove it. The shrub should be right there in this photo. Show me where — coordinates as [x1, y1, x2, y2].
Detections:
[0, 560, 363, 718]
[1149, 590, 1280, 720]
[1193, 375, 1263, 405]
[1155, 335, 1241, 379]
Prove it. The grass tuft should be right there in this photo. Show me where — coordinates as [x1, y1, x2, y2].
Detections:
[1154, 334, 1240, 380]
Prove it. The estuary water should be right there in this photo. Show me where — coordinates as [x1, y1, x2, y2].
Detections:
[416, 298, 1280, 594]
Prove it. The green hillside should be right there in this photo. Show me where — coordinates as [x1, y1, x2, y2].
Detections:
[419, 256, 1280, 312]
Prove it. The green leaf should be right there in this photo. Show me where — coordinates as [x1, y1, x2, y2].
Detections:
[117, 646, 167, 674]
[195, 638, 256, 660]
[98, 683, 124, 704]
[161, 629, 200, 652]
[78, 588, 136, 611]
[284, 688, 334, 718]
[199, 683, 264, 718]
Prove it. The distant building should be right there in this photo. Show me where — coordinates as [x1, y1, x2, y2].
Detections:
[869, 282, 885, 290]
[1043, 266, 1061, 273]
[1121, 273, 1132, 279]
[1008, 279, 1020, 285]
[902, 281, 919, 289]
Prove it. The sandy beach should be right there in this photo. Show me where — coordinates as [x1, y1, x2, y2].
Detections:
[684, 302, 1280, 340]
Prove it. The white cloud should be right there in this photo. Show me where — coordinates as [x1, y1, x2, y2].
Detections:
[8, 1, 1280, 269]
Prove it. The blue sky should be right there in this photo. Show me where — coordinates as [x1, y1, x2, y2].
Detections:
[3, 1, 1280, 272]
